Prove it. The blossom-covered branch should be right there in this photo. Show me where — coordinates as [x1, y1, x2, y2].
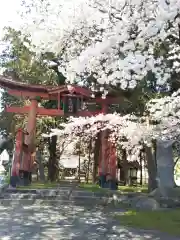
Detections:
[16, 0, 180, 89]
[147, 89, 180, 141]
[44, 113, 154, 161]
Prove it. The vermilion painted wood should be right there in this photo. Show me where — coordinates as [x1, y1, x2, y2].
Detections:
[8, 90, 91, 100]
[8, 90, 50, 99]
[6, 106, 64, 116]
[8, 89, 123, 104]
[0, 76, 92, 97]
[6, 106, 102, 117]
[48, 85, 92, 98]
[22, 100, 38, 172]
[11, 129, 24, 177]
[0, 76, 51, 91]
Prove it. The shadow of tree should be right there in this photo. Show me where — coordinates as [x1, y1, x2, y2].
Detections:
[0, 200, 179, 240]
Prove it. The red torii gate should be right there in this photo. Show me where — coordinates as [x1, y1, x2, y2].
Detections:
[0, 76, 121, 188]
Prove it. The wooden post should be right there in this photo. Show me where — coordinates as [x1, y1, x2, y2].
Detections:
[108, 142, 117, 179]
[98, 102, 108, 187]
[78, 141, 81, 183]
[11, 129, 24, 177]
[10, 129, 25, 187]
[22, 99, 38, 175]
[58, 92, 60, 110]
[99, 102, 109, 175]
[25, 99, 38, 147]
[86, 138, 92, 183]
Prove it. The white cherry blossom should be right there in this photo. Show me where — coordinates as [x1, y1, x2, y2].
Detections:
[15, 0, 180, 88]
[44, 113, 154, 161]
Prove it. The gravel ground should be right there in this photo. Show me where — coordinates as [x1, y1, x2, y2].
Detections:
[0, 200, 179, 240]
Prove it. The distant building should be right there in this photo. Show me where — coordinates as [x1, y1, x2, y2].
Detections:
[60, 155, 85, 169]
[59, 141, 85, 169]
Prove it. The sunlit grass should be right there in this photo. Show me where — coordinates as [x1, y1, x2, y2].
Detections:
[17, 182, 58, 189]
[79, 183, 148, 193]
[115, 209, 180, 236]
[119, 185, 148, 193]
[79, 183, 107, 192]
[18, 181, 148, 193]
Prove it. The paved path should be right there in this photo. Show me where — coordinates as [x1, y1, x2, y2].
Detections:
[0, 201, 179, 240]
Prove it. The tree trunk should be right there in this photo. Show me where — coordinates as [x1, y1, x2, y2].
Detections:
[86, 138, 92, 183]
[122, 148, 128, 185]
[144, 145, 157, 192]
[36, 149, 45, 182]
[92, 133, 101, 184]
[156, 140, 175, 194]
[78, 146, 81, 183]
[139, 150, 143, 186]
[48, 135, 58, 182]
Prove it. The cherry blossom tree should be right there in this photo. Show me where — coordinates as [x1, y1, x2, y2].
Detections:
[147, 89, 180, 141]
[45, 113, 156, 185]
[16, 0, 180, 90]
[44, 107, 180, 192]
[13, 0, 180, 193]
[43, 113, 151, 185]
[145, 91, 180, 192]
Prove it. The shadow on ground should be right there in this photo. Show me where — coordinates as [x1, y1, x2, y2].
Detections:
[0, 199, 179, 240]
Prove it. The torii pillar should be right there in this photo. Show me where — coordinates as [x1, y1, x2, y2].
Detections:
[20, 98, 38, 183]
[98, 102, 117, 189]
[25, 99, 38, 147]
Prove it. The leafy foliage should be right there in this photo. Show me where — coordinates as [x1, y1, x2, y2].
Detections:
[0, 27, 62, 141]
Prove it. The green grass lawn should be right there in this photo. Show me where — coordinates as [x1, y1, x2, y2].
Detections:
[79, 183, 148, 193]
[79, 183, 108, 192]
[119, 185, 148, 193]
[115, 209, 180, 236]
[4, 174, 10, 184]
[18, 181, 148, 193]
[17, 182, 58, 189]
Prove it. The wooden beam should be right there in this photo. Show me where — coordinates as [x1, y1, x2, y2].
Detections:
[72, 85, 92, 98]
[8, 90, 48, 99]
[5, 106, 102, 117]
[48, 85, 92, 98]
[37, 108, 64, 116]
[7, 90, 52, 100]
[8, 90, 125, 104]
[6, 106, 30, 114]
[8, 90, 90, 101]
[6, 106, 64, 116]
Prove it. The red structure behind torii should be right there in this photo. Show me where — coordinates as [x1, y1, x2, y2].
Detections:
[0, 76, 122, 188]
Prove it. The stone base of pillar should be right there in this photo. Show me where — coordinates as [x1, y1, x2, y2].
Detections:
[107, 179, 118, 190]
[18, 170, 32, 186]
[98, 174, 107, 188]
[98, 173, 118, 190]
[10, 176, 19, 188]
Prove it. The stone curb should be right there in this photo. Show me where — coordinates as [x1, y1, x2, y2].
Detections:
[5, 188, 116, 197]
[0, 198, 106, 207]
[0, 183, 9, 194]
